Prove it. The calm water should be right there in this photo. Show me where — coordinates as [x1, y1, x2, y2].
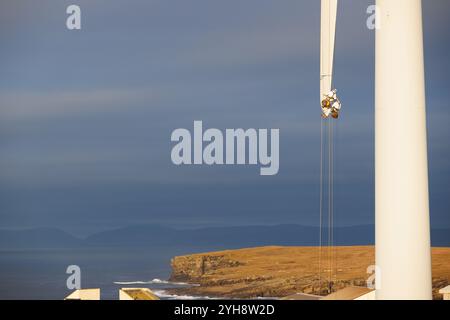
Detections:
[0, 246, 216, 300]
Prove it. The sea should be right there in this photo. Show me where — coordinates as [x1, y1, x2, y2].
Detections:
[0, 246, 221, 300]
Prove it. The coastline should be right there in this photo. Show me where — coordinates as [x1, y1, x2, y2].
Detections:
[165, 246, 450, 299]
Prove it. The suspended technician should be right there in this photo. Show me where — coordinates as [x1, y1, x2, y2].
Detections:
[320, 0, 341, 120]
[321, 89, 342, 119]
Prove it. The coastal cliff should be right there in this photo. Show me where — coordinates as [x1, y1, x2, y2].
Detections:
[168, 246, 450, 299]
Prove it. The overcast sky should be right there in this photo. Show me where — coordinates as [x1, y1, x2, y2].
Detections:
[0, 0, 449, 236]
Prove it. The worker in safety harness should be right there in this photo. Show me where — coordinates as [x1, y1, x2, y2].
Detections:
[321, 89, 341, 119]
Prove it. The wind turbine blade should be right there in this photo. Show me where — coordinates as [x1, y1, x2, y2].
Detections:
[320, 0, 338, 101]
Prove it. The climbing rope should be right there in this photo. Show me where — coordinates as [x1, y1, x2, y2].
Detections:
[318, 117, 336, 295]
[318, 118, 324, 293]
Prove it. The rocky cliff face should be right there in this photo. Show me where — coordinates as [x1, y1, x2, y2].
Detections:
[167, 246, 450, 299]
[168, 246, 370, 298]
[170, 254, 243, 282]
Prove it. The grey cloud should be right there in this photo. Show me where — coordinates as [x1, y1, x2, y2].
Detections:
[0, 0, 448, 232]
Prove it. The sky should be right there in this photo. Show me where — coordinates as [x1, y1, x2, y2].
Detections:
[0, 0, 449, 236]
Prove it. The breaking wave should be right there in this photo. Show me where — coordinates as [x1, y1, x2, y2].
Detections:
[114, 278, 198, 286]
[153, 290, 215, 300]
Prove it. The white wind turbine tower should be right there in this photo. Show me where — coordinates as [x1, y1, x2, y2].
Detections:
[320, 0, 432, 299]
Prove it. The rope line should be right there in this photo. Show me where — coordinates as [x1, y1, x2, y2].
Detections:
[318, 118, 324, 294]
[328, 118, 332, 293]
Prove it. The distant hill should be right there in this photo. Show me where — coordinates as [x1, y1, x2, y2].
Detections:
[85, 224, 179, 247]
[1, 224, 449, 249]
[85, 224, 450, 247]
[0, 227, 81, 249]
[84, 224, 374, 247]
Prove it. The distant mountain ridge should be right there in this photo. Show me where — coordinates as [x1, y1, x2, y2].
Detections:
[1, 224, 449, 249]
[83, 224, 378, 247]
[0, 227, 81, 249]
